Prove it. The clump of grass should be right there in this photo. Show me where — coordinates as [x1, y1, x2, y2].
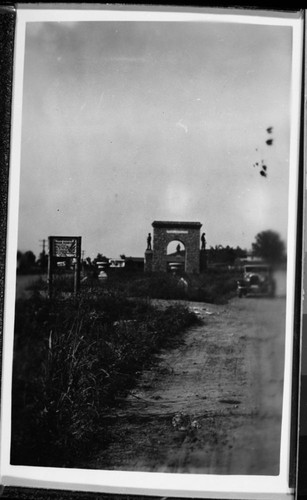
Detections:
[188, 270, 239, 304]
[11, 288, 198, 467]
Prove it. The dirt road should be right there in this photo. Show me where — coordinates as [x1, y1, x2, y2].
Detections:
[86, 297, 286, 475]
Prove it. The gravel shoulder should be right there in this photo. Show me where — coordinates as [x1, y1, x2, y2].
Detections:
[84, 297, 286, 475]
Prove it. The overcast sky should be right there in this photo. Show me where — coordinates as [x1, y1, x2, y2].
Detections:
[17, 18, 293, 259]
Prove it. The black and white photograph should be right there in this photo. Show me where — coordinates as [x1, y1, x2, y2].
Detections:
[1, 5, 303, 498]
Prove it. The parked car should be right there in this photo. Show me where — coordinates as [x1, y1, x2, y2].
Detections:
[237, 263, 275, 298]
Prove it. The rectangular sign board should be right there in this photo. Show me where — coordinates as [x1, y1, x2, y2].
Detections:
[49, 236, 81, 259]
[48, 236, 82, 296]
[52, 238, 78, 258]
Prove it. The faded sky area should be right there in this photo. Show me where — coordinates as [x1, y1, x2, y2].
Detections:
[18, 19, 293, 259]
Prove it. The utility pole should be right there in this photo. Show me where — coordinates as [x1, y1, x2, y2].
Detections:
[39, 239, 47, 255]
[39, 238, 48, 271]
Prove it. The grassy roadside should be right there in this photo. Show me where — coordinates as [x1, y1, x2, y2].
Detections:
[25, 268, 240, 304]
[11, 288, 199, 467]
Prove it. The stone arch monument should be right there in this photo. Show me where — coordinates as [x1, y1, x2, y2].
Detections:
[145, 220, 204, 274]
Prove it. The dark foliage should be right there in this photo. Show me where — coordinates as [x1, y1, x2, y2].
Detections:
[17, 250, 36, 274]
[252, 230, 286, 265]
[103, 269, 239, 305]
[206, 245, 246, 266]
[11, 289, 198, 467]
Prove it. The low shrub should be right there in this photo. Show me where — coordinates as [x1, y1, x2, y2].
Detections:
[25, 268, 240, 304]
[101, 270, 239, 304]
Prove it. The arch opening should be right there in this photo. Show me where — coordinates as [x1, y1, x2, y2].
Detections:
[166, 240, 186, 273]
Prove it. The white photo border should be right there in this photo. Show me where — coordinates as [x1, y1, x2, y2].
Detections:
[0, 5, 304, 499]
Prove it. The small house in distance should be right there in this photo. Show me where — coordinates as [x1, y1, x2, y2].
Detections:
[166, 248, 186, 273]
[108, 258, 125, 268]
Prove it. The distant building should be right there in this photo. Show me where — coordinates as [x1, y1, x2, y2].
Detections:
[108, 258, 125, 268]
[166, 249, 185, 273]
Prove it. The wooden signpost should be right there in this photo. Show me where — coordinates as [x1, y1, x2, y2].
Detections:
[48, 236, 82, 298]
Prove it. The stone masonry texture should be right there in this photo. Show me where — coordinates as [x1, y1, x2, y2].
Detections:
[151, 221, 202, 274]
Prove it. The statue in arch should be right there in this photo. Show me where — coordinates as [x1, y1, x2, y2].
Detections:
[176, 243, 181, 253]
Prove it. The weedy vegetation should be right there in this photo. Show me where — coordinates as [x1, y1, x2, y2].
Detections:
[103, 268, 239, 304]
[11, 285, 199, 467]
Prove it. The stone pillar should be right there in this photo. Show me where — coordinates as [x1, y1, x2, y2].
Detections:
[200, 249, 207, 273]
[144, 249, 153, 273]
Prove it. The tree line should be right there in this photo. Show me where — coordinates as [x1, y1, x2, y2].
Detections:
[207, 230, 286, 267]
[16, 230, 286, 274]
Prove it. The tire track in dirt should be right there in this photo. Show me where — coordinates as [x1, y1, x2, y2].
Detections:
[88, 297, 286, 475]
